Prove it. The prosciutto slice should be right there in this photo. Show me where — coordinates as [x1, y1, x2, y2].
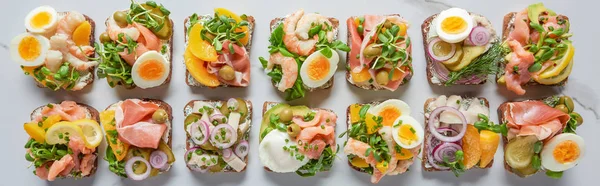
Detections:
[116, 99, 166, 149]
[504, 100, 570, 140]
[207, 40, 250, 87]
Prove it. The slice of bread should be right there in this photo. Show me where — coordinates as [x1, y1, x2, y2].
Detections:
[421, 97, 493, 172]
[345, 15, 412, 90]
[267, 16, 339, 91]
[497, 13, 570, 86]
[183, 15, 255, 87]
[29, 102, 100, 179]
[183, 99, 252, 172]
[344, 101, 380, 173]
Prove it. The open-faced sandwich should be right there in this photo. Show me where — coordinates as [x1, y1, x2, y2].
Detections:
[423, 8, 503, 86]
[423, 95, 502, 177]
[259, 9, 350, 100]
[346, 15, 413, 90]
[498, 3, 574, 95]
[100, 98, 175, 180]
[499, 95, 585, 179]
[342, 99, 423, 184]
[96, 0, 173, 89]
[184, 8, 254, 88]
[11, 6, 97, 91]
[259, 102, 338, 176]
[23, 101, 102, 180]
[183, 98, 252, 173]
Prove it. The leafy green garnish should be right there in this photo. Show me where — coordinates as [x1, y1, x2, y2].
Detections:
[473, 114, 508, 136]
[563, 114, 578, 133]
[199, 12, 249, 52]
[441, 150, 465, 177]
[546, 170, 563, 179]
[367, 23, 411, 80]
[127, 0, 170, 33]
[96, 33, 138, 88]
[543, 95, 560, 107]
[446, 42, 504, 85]
[295, 144, 337, 177]
[105, 146, 127, 178]
[27, 62, 82, 91]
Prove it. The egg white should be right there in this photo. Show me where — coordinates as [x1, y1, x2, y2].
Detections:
[391, 115, 424, 149]
[10, 32, 50, 67]
[131, 51, 170, 89]
[259, 130, 309, 172]
[300, 49, 338, 88]
[434, 8, 474, 43]
[369, 99, 411, 117]
[24, 6, 58, 34]
[541, 133, 585, 172]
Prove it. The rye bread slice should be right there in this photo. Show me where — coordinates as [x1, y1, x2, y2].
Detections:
[29, 102, 100, 179]
[421, 97, 493, 172]
[260, 101, 336, 173]
[31, 13, 96, 90]
[345, 15, 412, 90]
[267, 15, 338, 91]
[422, 13, 494, 86]
[183, 14, 256, 87]
[183, 99, 252, 172]
[496, 13, 570, 86]
[344, 101, 379, 173]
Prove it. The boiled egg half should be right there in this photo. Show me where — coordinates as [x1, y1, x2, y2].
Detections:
[541, 133, 585, 172]
[10, 32, 50, 67]
[300, 49, 338, 88]
[391, 115, 424, 149]
[25, 6, 58, 34]
[435, 8, 474, 43]
[259, 130, 309, 172]
[368, 99, 411, 127]
[132, 51, 170, 89]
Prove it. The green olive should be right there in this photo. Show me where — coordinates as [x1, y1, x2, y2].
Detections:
[375, 71, 390, 85]
[570, 112, 583, 126]
[287, 123, 301, 138]
[99, 32, 112, 43]
[113, 11, 128, 27]
[363, 44, 382, 58]
[279, 108, 293, 123]
[383, 21, 393, 28]
[152, 109, 168, 123]
[554, 104, 569, 114]
[559, 96, 575, 113]
[218, 66, 235, 81]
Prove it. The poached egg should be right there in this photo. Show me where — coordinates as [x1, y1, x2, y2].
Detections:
[259, 130, 308, 172]
[300, 49, 338, 88]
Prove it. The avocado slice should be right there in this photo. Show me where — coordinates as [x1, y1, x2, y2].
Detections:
[528, 3, 556, 25]
[290, 105, 311, 117]
[259, 103, 290, 142]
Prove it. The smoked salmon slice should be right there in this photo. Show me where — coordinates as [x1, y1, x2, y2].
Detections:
[508, 10, 530, 45]
[38, 101, 86, 122]
[47, 155, 74, 181]
[504, 40, 534, 95]
[296, 125, 335, 159]
[80, 154, 96, 176]
[292, 110, 337, 128]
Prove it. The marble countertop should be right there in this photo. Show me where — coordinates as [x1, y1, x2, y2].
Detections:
[0, 0, 597, 186]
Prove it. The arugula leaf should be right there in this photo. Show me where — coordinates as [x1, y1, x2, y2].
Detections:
[295, 144, 336, 177]
[473, 114, 508, 136]
[320, 47, 333, 58]
[259, 57, 269, 69]
[105, 146, 127, 178]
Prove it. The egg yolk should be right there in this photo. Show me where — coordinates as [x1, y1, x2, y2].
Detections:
[31, 12, 52, 29]
[379, 106, 401, 126]
[553, 140, 580, 164]
[137, 60, 164, 80]
[441, 16, 467, 34]
[399, 124, 417, 145]
[19, 36, 42, 61]
[395, 147, 414, 160]
[307, 56, 330, 80]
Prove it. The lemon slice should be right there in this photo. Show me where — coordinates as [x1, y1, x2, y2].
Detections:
[535, 57, 574, 85]
[538, 42, 574, 79]
[73, 119, 103, 148]
[45, 122, 83, 145]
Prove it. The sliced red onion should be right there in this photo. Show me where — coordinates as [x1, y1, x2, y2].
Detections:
[190, 120, 210, 145]
[210, 124, 237, 149]
[431, 61, 486, 84]
[125, 157, 151, 180]
[433, 142, 462, 162]
[210, 112, 227, 124]
[227, 98, 239, 111]
[428, 106, 467, 142]
[223, 148, 233, 159]
[465, 26, 490, 46]
[185, 147, 212, 173]
[184, 147, 201, 165]
[150, 150, 168, 170]
[234, 140, 249, 159]
[428, 37, 456, 62]
[426, 135, 449, 170]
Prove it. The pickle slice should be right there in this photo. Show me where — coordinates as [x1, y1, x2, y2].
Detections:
[505, 135, 538, 169]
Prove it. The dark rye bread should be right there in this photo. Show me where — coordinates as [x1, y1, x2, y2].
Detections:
[268, 16, 338, 91]
[421, 97, 493, 172]
[183, 15, 256, 87]
[422, 13, 494, 86]
[183, 99, 252, 172]
[32, 13, 96, 90]
[260, 101, 336, 172]
[103, 15, 174, 89]
[497, 12, 570, 86]
[344, 101, 379, 173]
[345, 15, 412, 90]
[30, 102, 100, 178]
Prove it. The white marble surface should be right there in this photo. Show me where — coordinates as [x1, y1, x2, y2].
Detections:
[0, 0, 598, 185]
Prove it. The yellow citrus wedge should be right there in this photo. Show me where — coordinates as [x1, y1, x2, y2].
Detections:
[184, 47, 221, 87]
[188, 23, 218, 62]
[45, 122, 83, 145]
[350, 157, 370, 168]
[537, 42, 575, 79]
[72, 21, 91, 46]
[41, 115, 62, 129]
[215, 8, 249, 45]
[73, 119, 103, 148]
[395, 147, 414, 160]
[24, 122, 46, 143]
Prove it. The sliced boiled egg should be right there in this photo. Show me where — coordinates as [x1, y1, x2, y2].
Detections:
[131, 51, 170, 89]
[25, 6, 58, 34]
[368, 99, 411, 127]
[300, 49, 338, 88]
[434, 8, 474, 43]
[391, 115, 424, 149]
[541, 133, 585, 172]
[10, 32, 50, 67]
[259, 130, 309, 172]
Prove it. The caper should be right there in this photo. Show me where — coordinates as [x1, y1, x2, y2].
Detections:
[363, 44, 382, 58]
[113, 11, 128, 27]
[218, 66, 235, 81]
[375, 71, 390, 85]
[99, 32, 112, 43]
[554, 104, 569, 114]
[279, 108, 293, 123]
[287, 123, 301, 138]
[559, 96, 574, 113]
[152, 109, 168, 123]
[570, 112, 584, 126]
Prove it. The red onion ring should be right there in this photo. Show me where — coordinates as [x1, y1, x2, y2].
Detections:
[428, 106, 466, 142]
[149, 150, 168, 170]
[227, 98, 239, 111]
[125, 157, 151, 180]
[184, 147, 212, 173]
[190, 120, 210, 145]
[223, 148, 233, 159]
[433, 142, 462, 162]
[466, 26, 490, 46]
[210, 124, 237, 149]
[234, 140, 249, 158]
[428, 37, 456, 61]
[210, 112, 226, 124]
[426, 135, 449, 170]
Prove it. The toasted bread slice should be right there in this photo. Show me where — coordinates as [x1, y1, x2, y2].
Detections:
[344, 101, 380, 173]
[183, 99, 252, 172]
[29, 102, 100, 179]
[183, 15, 255, 87]
[421, 96, 493, 172]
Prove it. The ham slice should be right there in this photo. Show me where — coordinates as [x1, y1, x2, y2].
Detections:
[115, 99, 166, 149]
[208, 40, 250, 87]
[37, 101, 86, 122]
[504, 40, 534, 95]
[120, 99, 159, 127]
[504, 100, 570, 140]
[347, 17, 362, 72]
